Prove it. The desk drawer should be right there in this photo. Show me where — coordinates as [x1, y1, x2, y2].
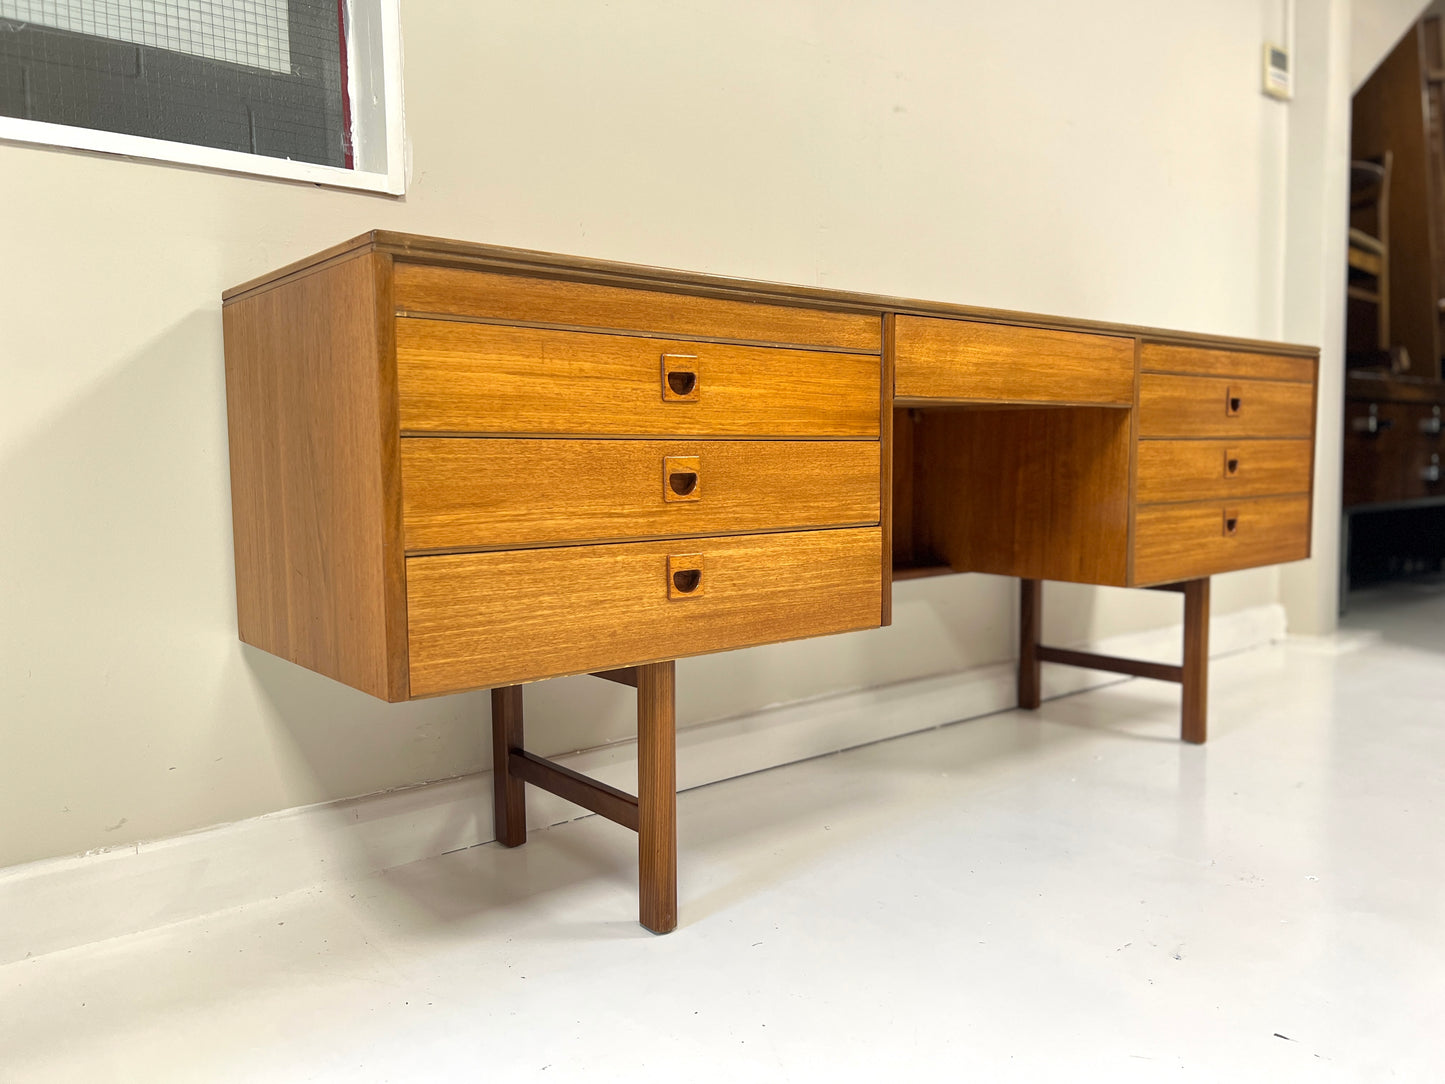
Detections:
[1133, 495, 1310, 584]
[1136, 439, 1312, 504]
[394, 263, 882, 353]
[894, 315, 1134, 405]
[1141, 343, 1315, 383]
[405, 527, 883, 696]
[396, 319, 880, 437]
[401, 438, 881, 551]
[1139, 374, 1314, 438]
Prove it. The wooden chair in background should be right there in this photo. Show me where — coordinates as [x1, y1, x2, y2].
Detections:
[1348, 153, 1395, 359]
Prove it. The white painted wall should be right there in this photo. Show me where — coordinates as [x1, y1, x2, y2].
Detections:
[1352, 0, 1431, 89]
[0, 0, 1307, 869]
[1281, 0, 1354, 634]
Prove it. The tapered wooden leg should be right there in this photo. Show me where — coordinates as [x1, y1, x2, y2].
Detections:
[1181, 578, 1210, 745]
[1019, 578, 1042, 710]
[491, 686, 527, 847]
[635, 661, 677, 934]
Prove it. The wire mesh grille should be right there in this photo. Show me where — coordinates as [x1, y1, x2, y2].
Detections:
[0, 1, 291, 73]
[0, 0, 350, 168]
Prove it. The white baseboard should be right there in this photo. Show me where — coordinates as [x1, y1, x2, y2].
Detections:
[0, 603, 1285, 965]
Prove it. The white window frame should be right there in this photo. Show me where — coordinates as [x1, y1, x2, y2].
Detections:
[0, 0, 405, 195]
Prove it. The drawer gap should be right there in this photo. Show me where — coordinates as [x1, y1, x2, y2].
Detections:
[402, 520, 882, 558]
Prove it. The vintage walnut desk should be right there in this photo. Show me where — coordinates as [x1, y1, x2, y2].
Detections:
[222, 232, 1319, 934]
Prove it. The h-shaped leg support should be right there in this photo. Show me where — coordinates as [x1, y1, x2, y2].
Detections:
[490, 660, 678, 933]
[1017, 577, 1211, 743]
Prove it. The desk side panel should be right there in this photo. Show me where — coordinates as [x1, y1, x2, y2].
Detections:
[223, 253, 406, 701]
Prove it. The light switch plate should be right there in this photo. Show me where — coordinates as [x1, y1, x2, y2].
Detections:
[1263, 43, 1292, 100]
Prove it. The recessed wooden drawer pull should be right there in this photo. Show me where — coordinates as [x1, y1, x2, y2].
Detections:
[1224, 449, 1241, 477]
[1223, 509, 1239, 537]
[662, 455, 702, 502]
[667, 553, 704, 598]
[1226, 386, 1243, 416]
[661, 355, 699, 401]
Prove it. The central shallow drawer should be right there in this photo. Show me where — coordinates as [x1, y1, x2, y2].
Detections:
[396, 319, 881, 437]
[1139, 374, 1314, 438]
[894, 315, 1135, 405]
[401, 438, 881, 551]
[1133, 495, 1310, 584]
[405, 527, 883, 696]
[1136, 439, 1312, 504]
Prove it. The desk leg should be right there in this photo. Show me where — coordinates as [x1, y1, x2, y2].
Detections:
[636, 661, 678, 934]
[491, 686, 528, 847]
[1019, 578, 1043, 710]
[1180, 578, 1210, 745]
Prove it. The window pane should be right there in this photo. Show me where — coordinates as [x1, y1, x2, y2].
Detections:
[0, 0, 350, 168]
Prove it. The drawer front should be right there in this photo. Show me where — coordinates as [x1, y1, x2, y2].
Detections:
[394, 263, 882, 353]
[1141, 343, 1315, 383]
[401, 438, 881, 551]
[1343, 401, 1414, 506]
[396, 319, 881, 437]
[406, 527, 883, 696]
[1402, 404, 1445, 500]
[894, 315, 1135, 405]
[1139, 374, 1314, 438]
[1133, 496, 1310, 584]
[1136, 439, 1312, 504]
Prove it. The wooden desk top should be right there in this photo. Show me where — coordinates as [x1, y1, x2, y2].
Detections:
[225, 230, 1316, 361]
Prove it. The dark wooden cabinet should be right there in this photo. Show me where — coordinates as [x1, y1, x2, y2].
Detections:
[1342, 373, 1445, 589]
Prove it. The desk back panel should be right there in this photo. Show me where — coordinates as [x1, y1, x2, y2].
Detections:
[895, 406, 1132, 586]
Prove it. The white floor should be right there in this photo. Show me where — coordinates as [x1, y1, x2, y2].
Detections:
[3, 584, 1444, 1083]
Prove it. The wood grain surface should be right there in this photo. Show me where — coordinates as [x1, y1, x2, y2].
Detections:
[491, 687, 527, 846]
[394, 264, 882, 352]
[1133, 495, 1310, 584]
[1139, 374, 1315, 438]
[405, 528, 882, 696]
[1180, 579, 1210, 744]
[396, 319, 881, 437]
[894, 315, 1135, 405]
[906, 406, 1132, 586]
[226, 232, 1316, 363]
[223, 252, 407, 700]
[1018, 579, 1042, 710]
[1140, 343, 1316, 383]
[1136, 439, 1313, 504]
[400, 438, 880, 551]
[636, 661, 677, 934]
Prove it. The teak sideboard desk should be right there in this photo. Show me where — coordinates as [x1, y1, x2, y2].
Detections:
[223, 232, 1319, 934]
